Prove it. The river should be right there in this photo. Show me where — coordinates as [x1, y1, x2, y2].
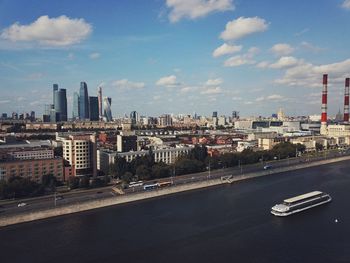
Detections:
[1, 160, 350, 263]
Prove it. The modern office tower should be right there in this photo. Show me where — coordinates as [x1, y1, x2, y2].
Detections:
[98, 86, 103, 119]
[12, 112, 18, 120]
[103, 97, 112, 121]
[54, 88, 67, 121]
[1, 113, 7, 119]
[50, 109, 59, 123]
[130, 111, 139, 125]
[30, 111, 35, 121]
[72, 92, 80, 120]
[232, 111, 239, 119]
[79, 82, 89, 120]
[89, 96, 99, 121]
[212, 111, 218, 118]
[53, 84, 58, 106]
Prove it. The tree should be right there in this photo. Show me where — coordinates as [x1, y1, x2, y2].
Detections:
[175, 158, 205, 175]
[110, 157, 129, 178]
[79, 176, 90, 188]
[121, 172, 133, 184]
[67, 176, 80, 190]
[41, 174, 57, 189]
[189, 145, 208, 162]
[316, 143, 324, 151]
[152, 162, 171, 178]
[136, 165, 152, 181]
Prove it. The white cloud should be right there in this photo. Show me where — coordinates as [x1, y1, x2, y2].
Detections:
[212, 43, 242, 57]
[270, 43, 294, 56]
[200, 87, 223, 95]
[205, 78, 223, 86]
[112, 79, 145, 89]
[153, 95, 161, 100]
[166, 0, 234, 23]
[220, 16, 268, 41]
[1, 15, 92, 47]
[224, 55, 255, 67]
[269, 56, 300, 69]
[256, 61, 270, 68]
[300, 41, 324, 53]
[275, 58, 350, 87]
[342, 0, 350, 9]
[0, 100, 10, 104]
[255, 94, 285, 102]
[232, 96, 242, 101]
[89, 52, 100, 59]
[27, 72, 44, 80]
[156, 75, 179, 87]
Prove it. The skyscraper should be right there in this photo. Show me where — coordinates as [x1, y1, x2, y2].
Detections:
[79, 82, 89, 120]
[130, 111, 139, 125]
[54, 88, 67, 121]
[98, 86, 102, 119]
[53, 84, 58, 107]
[72, 92, 80, 120]
[103, 97, 112, 121]
[89, 96, 99, 121]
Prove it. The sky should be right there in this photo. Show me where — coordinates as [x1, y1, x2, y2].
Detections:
[1, 0, 350, 118]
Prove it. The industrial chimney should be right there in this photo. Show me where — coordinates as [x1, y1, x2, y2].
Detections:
[320, 74, 328, 135]
[344, 78, 349, 123]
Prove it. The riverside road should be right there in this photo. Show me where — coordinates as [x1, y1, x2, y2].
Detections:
[0, 149, 348, 217]
[0, 159, 350, 262]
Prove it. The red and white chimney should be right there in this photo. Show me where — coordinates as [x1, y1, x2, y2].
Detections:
[344, 78, 349, 123]
[320, 74, 328, 134]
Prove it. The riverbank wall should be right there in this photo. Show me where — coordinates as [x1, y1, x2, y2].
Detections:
[1, 155, 350, 227]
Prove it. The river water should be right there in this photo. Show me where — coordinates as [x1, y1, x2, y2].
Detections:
[1, 161, 350, 263]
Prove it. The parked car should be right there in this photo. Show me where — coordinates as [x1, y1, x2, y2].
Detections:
[17, 202, 27, 207]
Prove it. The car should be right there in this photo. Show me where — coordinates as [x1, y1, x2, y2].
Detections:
[96, 191, 103, 194]
[263, 165, 272, 170]
[17, 202, 27, 207]
[55, 196, 64, 201]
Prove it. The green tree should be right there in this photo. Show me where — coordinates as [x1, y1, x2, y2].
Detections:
[152, 162, 171, 178]
[41, 174, 57, 189]
[110, 157, 129, 178]
[79, 176, 90, 188]
[121, 172, 134, 184]
[316, 143, 324, 151]
[136, 165, 152, 181]
[67, 176, 80, 190]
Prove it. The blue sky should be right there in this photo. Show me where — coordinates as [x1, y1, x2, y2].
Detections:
[1, 0, 350, 118]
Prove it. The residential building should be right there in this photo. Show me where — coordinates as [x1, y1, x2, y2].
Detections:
[116, 134, 137, 152]
[59, 133, 97, 177]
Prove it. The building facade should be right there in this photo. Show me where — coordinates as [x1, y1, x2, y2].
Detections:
[89, 96, 99, 121]
[59, 133, 97, 177]
[79, 82, 89, 120]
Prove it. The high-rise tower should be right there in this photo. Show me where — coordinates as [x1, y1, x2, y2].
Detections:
[98, 86, 102, 119]
[89, 96, 99, 121]
[103, 97, 112, 122]
[54, 88, 67, 121]
[72, 92, 80, 120]
[79, 82, 89, 120]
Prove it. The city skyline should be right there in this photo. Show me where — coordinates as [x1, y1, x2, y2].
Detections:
[1, 0, 350, 117]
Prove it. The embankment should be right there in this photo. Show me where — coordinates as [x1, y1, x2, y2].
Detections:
[1, 155, 349, 227]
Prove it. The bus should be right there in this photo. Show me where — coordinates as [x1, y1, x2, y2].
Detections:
[128, 181, 143, 188]
[143, 183, 159, 190]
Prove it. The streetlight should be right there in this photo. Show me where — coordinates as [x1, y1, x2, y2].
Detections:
[54, 192, 57, 207]
[238, 160, 243, 174]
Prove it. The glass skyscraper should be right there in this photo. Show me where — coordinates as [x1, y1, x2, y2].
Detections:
[79, 82, 89, 120]
[103, 97, 112, 122]
[72, 92, 80, 120]
[89, 96, 99, 121]
[54, 88, 67, 121]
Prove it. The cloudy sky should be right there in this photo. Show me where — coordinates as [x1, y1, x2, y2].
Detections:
[1, 0, 350, 118]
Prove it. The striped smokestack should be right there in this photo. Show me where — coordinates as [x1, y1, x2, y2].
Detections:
[321, 74, 328, 126]
[344, 78, 349, 123]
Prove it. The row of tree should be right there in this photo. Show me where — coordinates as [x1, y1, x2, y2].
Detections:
[110, 142, 306, 184]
